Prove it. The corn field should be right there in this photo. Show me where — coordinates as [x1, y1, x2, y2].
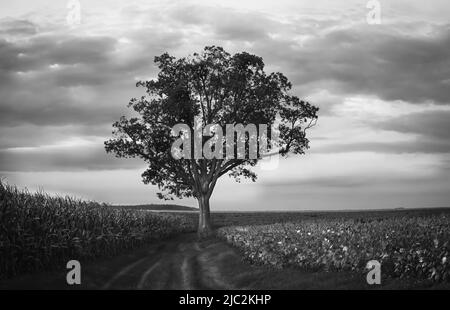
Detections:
[0, 180, 195, 279]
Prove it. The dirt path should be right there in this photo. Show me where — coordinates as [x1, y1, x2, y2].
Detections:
[2, 233, 432, 290]
[1, 234, 266, 290]
[96, 234, 240, 290]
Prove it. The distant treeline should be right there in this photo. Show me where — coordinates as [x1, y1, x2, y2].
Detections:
[115, 204, 198, 211]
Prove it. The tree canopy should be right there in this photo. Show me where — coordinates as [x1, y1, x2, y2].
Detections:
[105, 46, 318, 234]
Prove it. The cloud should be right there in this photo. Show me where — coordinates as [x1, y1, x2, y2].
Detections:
[311, 108, 450, 155]
[159, 4, 450, 107]
[0, 20, 182, 129]
[254, 23, 450, 105]
[0, 89, 126, 127]
[0, 124, 112, 149]
[379, 110, 450, 140]
[0, 18, 38, 37]
[1, 4, 450, 176]
[0, 1, 449, 209]
[0, 35, 117, 74]
[312, 139, 450, 154]
[263, 176, 374, 188]
[169, 4, 279, 41]
[312, 109, 450, 155]
[0, 143, 144, 172]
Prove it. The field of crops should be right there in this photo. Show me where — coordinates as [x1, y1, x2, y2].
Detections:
[0, 181, 195, 279]
[218, 214, 450, 282]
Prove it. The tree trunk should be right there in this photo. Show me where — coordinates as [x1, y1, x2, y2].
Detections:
[197, 194, 213, 238]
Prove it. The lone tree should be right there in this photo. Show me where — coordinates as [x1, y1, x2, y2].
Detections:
[105, 46, 318, 236]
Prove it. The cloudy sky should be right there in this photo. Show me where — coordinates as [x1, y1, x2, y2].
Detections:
[1, 0, 449, 211]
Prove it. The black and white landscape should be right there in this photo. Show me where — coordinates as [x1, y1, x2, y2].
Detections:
[0, 0, 450, 292]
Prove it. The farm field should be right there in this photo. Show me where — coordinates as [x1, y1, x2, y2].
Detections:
[2, 232, 449, 290]
[218, 214, 450, 283]
[205, 208, 450, 228]
[0, 181, 195, 280]
[1, 180, 450, 289]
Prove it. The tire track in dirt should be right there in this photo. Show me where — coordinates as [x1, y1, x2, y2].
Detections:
[197, 251, 235, 289]
[176, 243, 194, 289]
[0, 233, 267, 290]
[137, 261, 161, 289]
[102, 257, 147, 289]
[100, 234, 244, 289]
